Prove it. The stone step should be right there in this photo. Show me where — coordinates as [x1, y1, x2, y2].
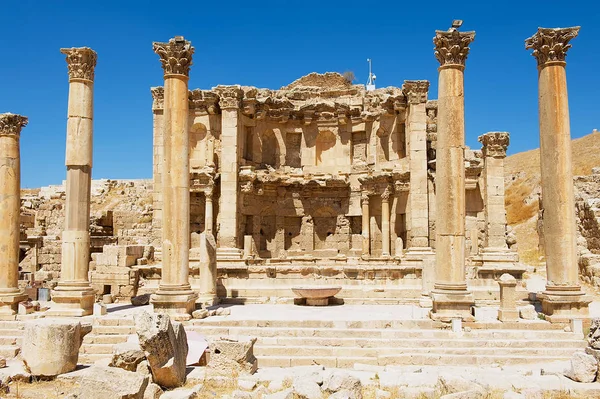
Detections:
[0, 328, 24, 336]
[0, 336, 21, 346]
[0, 321, 24, 329]
[93, 317, 136, 327]
[91, 325, 136, 335]
[253, 345, 581, 358]
[78, 353, 111, 365]
[80, 343, 118, 355]
[0, 345, 20, 358]
[186, 326, 580, 340]
[83, 334, 131, 345]
[256, 354, 574, 368]
[251, 336, 586, 349]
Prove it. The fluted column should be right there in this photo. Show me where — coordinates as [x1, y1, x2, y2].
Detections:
[0, 114, 28, 318]
[430, 26, 476, 321]
[381, 187, 391, 257]
[151, 36, 197, 320]
[526, 27, 590, 322]
[49, 47, 97, 317]
[403, 80, 433, 256]
[361, 193, 370, 256]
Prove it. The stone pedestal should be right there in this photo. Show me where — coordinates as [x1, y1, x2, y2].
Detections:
[151, 36, 198, 320]
[526, 27, 591, 322]
[49, 47, 97, 317]
[498, 273, 519, 322]
[430, 26, 476, 321]
[0, 114, 28, 318]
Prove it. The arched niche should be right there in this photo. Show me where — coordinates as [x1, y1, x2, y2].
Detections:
[190, 122, 208, 168]
[316, 130, 336, 166]
[261, 129, 279, 168]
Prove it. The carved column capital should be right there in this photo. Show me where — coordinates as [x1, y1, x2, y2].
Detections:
[153, 36, 194, 77]
[215, 86, 243, 110]
[60, 47, 97, 82]
[381, 186, 392, 202]
[361, 192, 370, 205]
[478, 132, 510, 158]
[402, 80, 430, 104]
[525, 27, 580, 67]
[151, 86, 164, 110]
[433, 29, 475, 67]
[0, 113, 28, 136]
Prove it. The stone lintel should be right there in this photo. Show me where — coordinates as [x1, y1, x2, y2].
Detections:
[60, 47, 97, 82]
[153, 36, 194, 77]
[525, 27, 580, 68]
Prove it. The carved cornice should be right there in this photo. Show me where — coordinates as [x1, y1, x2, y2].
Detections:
[151, 87, 164, 110]
[478, 132, 510, 158]
[0, 113, 28, 136]
[60, 47, 97, 82]
[153, 36, 194, 77]
[433, 29, 475, 67]
[189, 89, 219, 114]
[215, 86, 244, 110]
[402, 80, 430, 104]
[525, 27, 580, 67]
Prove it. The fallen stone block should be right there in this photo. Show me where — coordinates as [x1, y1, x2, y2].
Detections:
[159, 384, 203, 399]
[518, 305, 538, 320]
[264, 388, 294, 399]
[144, 382, 164, 399]
[79, 365, 149, 399]
[131, 294, 151, 306]
[22, 319, 85, 376]
[564, 351, 598, 383]
[192, 309, 208, 319]
[207, 336, 258, 376]
[135, 311, 188, 388]
[292, 376, 323, 399]
[321, 370, 362, 399]
[110, 341, 146, 372]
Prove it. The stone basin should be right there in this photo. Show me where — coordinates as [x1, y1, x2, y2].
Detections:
[292, 286, 342, 306]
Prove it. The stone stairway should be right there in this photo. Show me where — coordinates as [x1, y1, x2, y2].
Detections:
[0, 320, 24, 358]
[78, 317, 134, 364]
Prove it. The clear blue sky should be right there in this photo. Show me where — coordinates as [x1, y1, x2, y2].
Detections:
[1, 0, 598, 188]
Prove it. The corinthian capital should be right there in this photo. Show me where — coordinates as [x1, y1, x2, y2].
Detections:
[60, 47, 97, 82]
[433, 29, 475, 67]
[478, 132, 509, 158]
[151, 86, 164, 110]
[402, 80, 430, 104]
[525, 27, 580, 67]
[215, 85, 244, 110]
[0, 113, 28, 136]
[153, 36, 194, 77]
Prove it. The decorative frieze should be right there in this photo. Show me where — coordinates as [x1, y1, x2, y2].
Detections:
[60, 47, 97, 82]
[479, 132, 510, 158]
[0, 113, 28, 136]
[433, 29, 475, 67]
[152, 36, 194, 77]
[525, 27, 580, 67]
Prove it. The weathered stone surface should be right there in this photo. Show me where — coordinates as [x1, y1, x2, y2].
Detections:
[143, 382, 164, 399]
[564, 351, 598, 383]
[79, 366, 149, 399]
[440, 390, 484, 399]
[0, 357, 5, 369]
[207, 336, 257, 376]
[588, 318, 600, 349]
[518, 305, 538, 320]
[22, 319, 84, 376]
[321, 370, 362, 399]
[292, 377, 323, 399]
[192, 309, 208, 319]
[135, 311, 188, 388]
[132, 294, 151, 306]
[109, 341, 146, 372]
[264, 388, 294, 399]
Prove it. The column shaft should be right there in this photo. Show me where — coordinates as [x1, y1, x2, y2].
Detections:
[381, 194, 391, 257]
[361, 195, 370, 256]
[205, 195, 213, 235]
[483, 154, 508, 249]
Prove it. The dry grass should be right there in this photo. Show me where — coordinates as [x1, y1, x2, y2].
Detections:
[2, 379, 79, 399]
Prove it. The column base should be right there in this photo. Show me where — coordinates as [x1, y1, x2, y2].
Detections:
[430, 289, 475, 322]
[0, 291, 28, 319]
[47, 285, 95, 317]
[151, 287, 198, 321]
[216, 247, 242, 260]
[498, 308, 520, 322]
[196, 294, 220, 308]
[538, 289, 592, 323]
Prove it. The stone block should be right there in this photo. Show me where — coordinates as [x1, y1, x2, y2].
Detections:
[79, 365, 149, 399]
[109, 341, 146, 372]
[564, 351, 598, 383]
[207, 336, 258, 376]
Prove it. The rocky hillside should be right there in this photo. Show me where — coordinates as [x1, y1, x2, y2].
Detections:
[505, 129, 600, 265]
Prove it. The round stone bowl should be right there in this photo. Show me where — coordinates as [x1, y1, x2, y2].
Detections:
[292, 286, 342, 306]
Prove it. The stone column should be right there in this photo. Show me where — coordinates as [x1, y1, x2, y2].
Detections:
[525, 27, 590, 322]
[205, 186, 214, 235]
[430, 26, 476, 321]
[403, 80, 433, 255]
[151, 87, 165, 250]
[0, 114, 28, 318]
[215, 86, 244, 259]
[361, 193, 370, 256]
[151, 36, 197, 320]
[49, 47, 97, 317]
[381, 187, 391, 257]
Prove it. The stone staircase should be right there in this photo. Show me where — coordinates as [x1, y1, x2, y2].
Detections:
[78, 317, 134, 364]
[0, 320, 24, 358]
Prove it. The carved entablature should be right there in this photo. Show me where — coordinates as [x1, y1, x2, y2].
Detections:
[0, 113, 28, 136]
[465, 149, 484, 190]
[214, 86, 244, 110]
[239, 167, 350, 196]
[433, 29, 476, 67]
[189, 89, 219, 114]
[478, 132, 510, 158]
[402, 80, 430, 105]
[153, 36, 194, 77]
[151, 87, 164, 111]
[60, 47, 97, 82]
[525, 27, 580, 67]
[190, 168, 217, 193]
[426, 100, 438, 135]
[359, 172, 402, 196]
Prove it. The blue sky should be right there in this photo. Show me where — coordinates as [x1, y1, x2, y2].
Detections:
[1, 1, 598, 188]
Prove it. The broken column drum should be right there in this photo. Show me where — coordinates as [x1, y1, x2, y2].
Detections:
[151, 36, 198, 320]
[49, 47, 97, 316]
[0, 113, 28, 317]
[525, 26, 591, 322]
[430, 27, 476, 321]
